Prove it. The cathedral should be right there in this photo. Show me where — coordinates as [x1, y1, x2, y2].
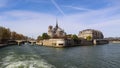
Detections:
[48, 20, 66, 38]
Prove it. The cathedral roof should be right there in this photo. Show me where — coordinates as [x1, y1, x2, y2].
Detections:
[56, 27, 63, 32]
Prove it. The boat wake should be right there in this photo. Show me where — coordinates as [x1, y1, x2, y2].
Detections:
[1, 52, 55, 68]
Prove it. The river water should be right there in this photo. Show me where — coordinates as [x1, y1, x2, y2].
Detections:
[0, 43, 120, 68]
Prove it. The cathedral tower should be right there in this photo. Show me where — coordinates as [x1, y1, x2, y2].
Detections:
[55, 19, 58, 28]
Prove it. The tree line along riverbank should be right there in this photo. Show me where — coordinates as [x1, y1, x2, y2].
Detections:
[0, 26, 34, 47]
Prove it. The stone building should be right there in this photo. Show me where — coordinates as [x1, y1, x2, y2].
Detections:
[39, 39, 74, 47]
[78, 29, 104, 40]
[48, 20, 66, 38]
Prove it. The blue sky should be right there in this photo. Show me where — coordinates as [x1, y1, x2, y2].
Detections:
[0, 0, 120, 38]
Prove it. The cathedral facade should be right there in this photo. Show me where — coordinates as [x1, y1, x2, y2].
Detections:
[48, 21, 66, 38]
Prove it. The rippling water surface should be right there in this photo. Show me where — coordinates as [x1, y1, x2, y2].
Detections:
[0, 43, 120, 68]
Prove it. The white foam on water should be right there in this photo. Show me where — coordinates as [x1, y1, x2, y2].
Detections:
[4, 60, 55, 68]
[1, 54, 56, 68]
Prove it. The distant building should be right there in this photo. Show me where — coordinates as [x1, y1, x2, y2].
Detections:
[78, 29, 104, 40]
[48, 20, 66, 38]
[37, 27, 108, 47]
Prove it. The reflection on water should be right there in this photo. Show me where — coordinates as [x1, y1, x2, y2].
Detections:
[0, 43, 120, 68]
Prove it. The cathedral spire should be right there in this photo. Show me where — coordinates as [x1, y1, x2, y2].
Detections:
[56, 18, 58, 28]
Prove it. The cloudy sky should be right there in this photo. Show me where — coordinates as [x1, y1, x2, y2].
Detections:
[0, 0, 120, 38]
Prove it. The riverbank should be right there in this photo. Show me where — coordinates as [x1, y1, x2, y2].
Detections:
[0, 43, 17, 48]
[0, 44, 8, 48]
[36, 39, 109, 48]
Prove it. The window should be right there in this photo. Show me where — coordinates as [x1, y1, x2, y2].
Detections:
[59, 44, 63, 45]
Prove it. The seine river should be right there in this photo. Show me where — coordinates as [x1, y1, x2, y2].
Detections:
[0, 43, 120, 68]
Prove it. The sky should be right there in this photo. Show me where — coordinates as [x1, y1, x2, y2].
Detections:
[0, 0, 120, 38]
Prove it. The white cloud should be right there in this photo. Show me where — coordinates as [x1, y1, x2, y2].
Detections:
[0, 10, 56, 38]
[58, 6, 120, 37]
[62, 5, 93, 11]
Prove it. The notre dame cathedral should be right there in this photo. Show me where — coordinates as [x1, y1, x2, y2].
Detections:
[48, 20, 66, 38]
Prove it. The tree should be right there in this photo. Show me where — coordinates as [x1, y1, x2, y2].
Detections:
[0, 26, 29, 43]
[66, 34, 72, 38]
[11, 31, 17, 40]
[2, 28, 11, 40]
[0, 27, 3, 43]
[71, 34, 78, 40]
[37, 35, 43, 41]
[11, 31, 28, 40]
[42, 33, 50, 39]
[0, 27, 11, 43]
[86, 36, 92, 41]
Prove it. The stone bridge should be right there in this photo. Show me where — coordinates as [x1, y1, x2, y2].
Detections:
[109, 40, 120, 43]
[15, 40, 36, 45]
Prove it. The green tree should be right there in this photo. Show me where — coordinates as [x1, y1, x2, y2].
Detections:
[37, 35, 43, 41]
[66, 34, 72, 38]
[42, 33, 50, 39]
[71, 34, 78, 40]
[86, 36, 92, 41]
